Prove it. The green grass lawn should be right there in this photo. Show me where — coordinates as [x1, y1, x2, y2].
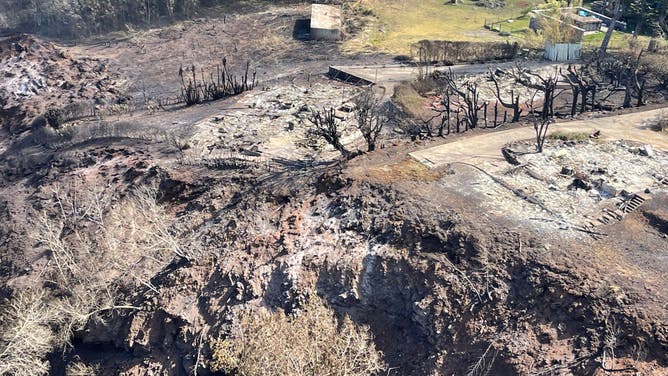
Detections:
[342, 0, 647, 56]
[581, 30, 652, 50]
[343, 0, 542, 55]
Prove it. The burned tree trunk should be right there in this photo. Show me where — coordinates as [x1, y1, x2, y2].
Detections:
[442, 69, 485, 129]
[354, 88, 385, 152]
[489, 68, 522, 122]
[308, 108, 354, 160]
[533, 116, 552, 153]
[513, 65, 559, 120]
[561, 65, 597, 115]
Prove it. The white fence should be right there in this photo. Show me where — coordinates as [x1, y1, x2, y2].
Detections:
[544, 42, 582, 61]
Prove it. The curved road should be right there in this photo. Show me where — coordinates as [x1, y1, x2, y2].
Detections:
[409, 108, 668, 168]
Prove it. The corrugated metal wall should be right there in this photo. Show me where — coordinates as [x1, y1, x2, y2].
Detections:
[545, 43, 582, 61]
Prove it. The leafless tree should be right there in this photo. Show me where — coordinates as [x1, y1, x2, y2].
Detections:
[560, 65, 597, 115]
[354, 88, 385, 152]
[533, 116, 552, 153]
[513, 65, 560, 120]
[489, 68, 522, 123]
[442, 69, 485, 129]
[308, 108, 354, 159]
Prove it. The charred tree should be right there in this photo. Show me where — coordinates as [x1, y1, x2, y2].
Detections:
[560, 65, 597, 115]
[513, 65, 560, 120]
[489, 68, 522, 122]
[354, 89, 385, 152]
[441, 70, 485, 129]
[179, 58, 256, 107]
[308, 108, 354, 160]
[533, 116, 552, 153]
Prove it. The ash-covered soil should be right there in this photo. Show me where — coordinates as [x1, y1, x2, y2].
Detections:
[0, 4, 667, 376]
[0, 34, 127, 133]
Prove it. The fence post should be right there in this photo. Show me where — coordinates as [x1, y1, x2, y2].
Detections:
[494, 102, 498, 127]
[456, 111, 460, 133]
[483, 103, 488, 128]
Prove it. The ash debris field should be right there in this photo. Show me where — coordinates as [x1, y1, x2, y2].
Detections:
[1, 1, 668, 376]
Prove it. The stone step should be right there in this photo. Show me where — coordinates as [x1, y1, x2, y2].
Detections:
[603, 209, 623, 221]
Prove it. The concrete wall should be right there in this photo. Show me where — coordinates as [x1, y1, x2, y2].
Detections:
[311, 27, 341, 41]
[310, 4, 341, 41]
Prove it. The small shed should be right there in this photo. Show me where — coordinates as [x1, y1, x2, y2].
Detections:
[310, 4, 342, 41]
[565, 13, 602, 32]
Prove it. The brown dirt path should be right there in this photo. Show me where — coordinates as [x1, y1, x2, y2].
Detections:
[409, 108, 668, 168]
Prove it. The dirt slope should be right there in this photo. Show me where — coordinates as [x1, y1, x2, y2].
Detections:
[0, 5, 667, 376]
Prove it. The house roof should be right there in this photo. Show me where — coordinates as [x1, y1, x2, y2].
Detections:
[565, 13, 602, 25]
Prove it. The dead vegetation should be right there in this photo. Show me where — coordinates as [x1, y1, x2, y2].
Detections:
[0, 2, 667, 375]
[0, 181, 190, 375]
[179, 59, 256, 106]
[209, 296, 386, 376]
[306, 87, 386, 159]
[648, 111, 668, 132]
[0, 290, 55, 376]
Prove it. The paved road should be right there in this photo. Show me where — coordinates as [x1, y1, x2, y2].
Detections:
[409, 108, 668, 168]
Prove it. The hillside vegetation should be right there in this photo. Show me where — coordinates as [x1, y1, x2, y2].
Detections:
[0, 0, 296, 38]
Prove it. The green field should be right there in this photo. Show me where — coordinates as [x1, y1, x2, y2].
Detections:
[342, 0, 645, 55]
[343, 0, 542, 54]
[581, 30, 653, 50]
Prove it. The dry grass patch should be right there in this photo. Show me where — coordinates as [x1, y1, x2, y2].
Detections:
[209, 296, 385, 376]
[393, 81, 432, 119]
[363, 159, 441, 183]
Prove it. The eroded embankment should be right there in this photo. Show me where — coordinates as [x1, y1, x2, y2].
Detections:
[62, 167, 667, 375]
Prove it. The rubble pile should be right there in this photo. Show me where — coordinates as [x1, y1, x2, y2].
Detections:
[0, 34, 125, 132]
[186, 83, 362, 163]
[461, 139, 667, 230]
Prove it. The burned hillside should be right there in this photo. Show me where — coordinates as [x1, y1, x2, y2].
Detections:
[1, 1, 667, 376]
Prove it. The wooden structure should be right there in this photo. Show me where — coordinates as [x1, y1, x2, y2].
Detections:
[565, 13, 602, 32]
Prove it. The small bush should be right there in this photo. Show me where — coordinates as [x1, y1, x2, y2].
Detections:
[0, 290, 55, 376]
[649, 113, 668, 132]
[548, 131, 590, 141]
[44, 107, 64, 129]
[210, 296, 386, 376]
[66, 361, 99, 376]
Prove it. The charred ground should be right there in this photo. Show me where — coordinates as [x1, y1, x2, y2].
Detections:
[0, 2, 667, 376]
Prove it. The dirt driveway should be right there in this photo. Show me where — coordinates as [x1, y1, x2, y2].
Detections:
[409, 108, 668, 168]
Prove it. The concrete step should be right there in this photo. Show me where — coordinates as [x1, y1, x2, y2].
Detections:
[603, 209, 622, 221]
